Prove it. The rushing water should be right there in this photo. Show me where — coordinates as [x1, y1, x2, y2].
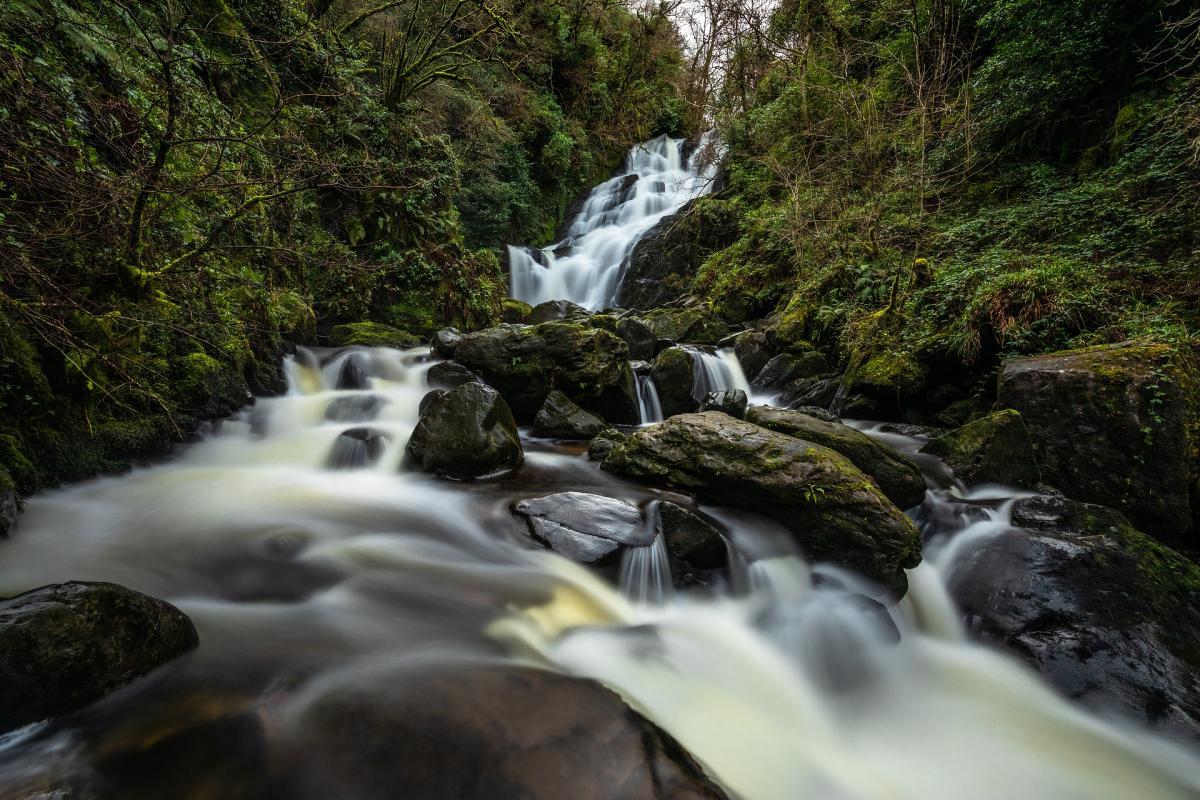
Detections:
[508, 133, 719, 310]
[0, 346, 1198, 799]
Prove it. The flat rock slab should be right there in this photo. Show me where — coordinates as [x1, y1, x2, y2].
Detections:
[515, 492, 653, 564]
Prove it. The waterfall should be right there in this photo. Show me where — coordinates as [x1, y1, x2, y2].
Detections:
[509, 132, 720, 310]
[636, 372, 663, 424]
[618, 504, 672, 604]
[686, 346, 752, 401]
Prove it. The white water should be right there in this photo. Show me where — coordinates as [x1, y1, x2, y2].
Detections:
[509, 132, 720, 310]
[686, 345, 753, 401]
[0, 348, 1198, 798]
[635, 371, 664, 424]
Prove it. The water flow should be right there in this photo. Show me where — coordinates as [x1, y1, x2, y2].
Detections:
[509, 132, 719, 310]
[686, 346, 752, 401]
[635, 372, 663, 424]
[0, 348, 1197, 799]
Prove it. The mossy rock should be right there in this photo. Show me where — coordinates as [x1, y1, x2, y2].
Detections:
[532, 390, 606, 439]
[921, 409, 1040, 488]
[603, 412, 921, 594]
[386, 297, 437, 337]
[650, 346, 698, 418]
[174, 352, 250, 420]
[405, 382, 523, 479]
[641, 308, 729, 345]
[501, 298, 533, 324]
[329, 322, 423, 349]
[851, 351, 928, 398]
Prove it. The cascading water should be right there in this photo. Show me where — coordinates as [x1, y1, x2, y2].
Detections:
[686, 345, 752, 401]
[0, 347, 1198, 799]
[508, 132, 719, 310]
[635, 372, 664, 424]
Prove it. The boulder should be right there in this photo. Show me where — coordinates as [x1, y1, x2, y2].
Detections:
[641, 308, 729, 345]
[335, 354, 369, 390]
[698, 390, 748, 419]
[514, 492, 651, 565]
[650, 346, 698, 418]
[418, 389, 446, 417]
[657, 502, 726, 571]
[529, 300, 589, 324]
[786, 377, 839, 410]
[430, 328, 462, 359]
[588, 428, 627, 461]
[501, 298, 532, 324]
[426, 361, 478, 390]
[328, 427, 389, 469]
[920, 409, 1040, 488]
[0, 582, 198, 731]
[997, 341, 1197, 540]
[454, 322, 639, 424]
[616, 316, 657, 361]
[790, 405, 838, 423]
[745, 406, 927, 509]
[730, 331, 771, 383]
[324, 394, 384, 423]
[532, 391, 606, 439]
[751, 352, 827, 393]
[276, 665, 725, 800]
[405, 383, 523, 479]
[949, 494, 1200, 738]
[328, 322, 421, 349]
[602, 413, 921, 593]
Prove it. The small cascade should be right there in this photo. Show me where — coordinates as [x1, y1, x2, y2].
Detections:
[686, 346, 752, 401]
[509, 132, 720, 310]
[635, 372, 663, 424]
[618, 503, 673, 604]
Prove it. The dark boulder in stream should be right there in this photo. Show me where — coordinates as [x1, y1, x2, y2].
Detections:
[588, 428, 627, 461]
[514, 491, 651, 564]
[920, 409, 1040, 487]
[0, 582, 198, 732]
[430, 327, 462, 359]
[615, 315, 657, 361]
[529, 299, 590, 324]
[949, 494, 1200, 738]
[651, 346, 699, 418]
[750, 352, 827, 394]
[405, 383, 523, 479]
[533, 391, 606, 439]
[603, 412, 921, 594]
[746, 406, 927, 509]
[277, 665, 726, 800]
[426, 360, 479, 390]
[699, 390, 747, 419]
[329, 427, 389, 469]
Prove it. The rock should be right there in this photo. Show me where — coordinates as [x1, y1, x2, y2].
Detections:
[454, 322, 639, 423]
[746, 406, 927, 509]
[0, 582, 198, 731]
[786, 377, 839, 409]
[616, 316, 657, 361]
[418, 389, 447, 417]
[848, 352, 928, 416]
[529, 300, 590, 324]
[657, 502, 725, 570]
[751, 352, 827, 393]
[641, 308, 729, 345]
[324, 394, 384, 423]
[920, 409, 1040, 487]
[998, 342, 1197, 540]
[430, 328, 462, 359]
[426, 360, 478, 390]
[276, 665, 725, 800]
[328, 322, 422, 349]
[730, 331, 771, 383]
[654, 337, 674, 355]
[328, 428, 389, 469]
[501, 298, 532, 324]
[650, 346, 698, 418]
[790, 405, 838, 423]
[603, 413, 921, 593]
[0, 470, 16, 537]
[699, 390, 747, 419]
[588, 428, 627, 461]
[514, 492, 651, 564]
[405, 383, 523, 479]
[949, 494, 1200, 738]
[335, 354, 369, 390]
[532, 391, 606, 439]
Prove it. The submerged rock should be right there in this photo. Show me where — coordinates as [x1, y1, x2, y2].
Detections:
[746, 406, 927, 509]
[529, 300, 589, 324]
[426, 360, 478, 390]
[997, 341, 1197, 540]
[405, 383, 523, 479]
[699, 390, 748, 419]
[324, 394, 384, 423]
[514, 491, 651, 564]
[430, 328, 462, 359]
[335, 354, 369, 390]
[949, 494, 1200, 738]
[920, 409, 1040, 487]
[588, 428, 627, 461]
[532, 391, 606, 439]
[650, 346, 698, 418]
[603, 412, 921, 593]
[329, 428, 389, 470]
[329, 322, 421, 349]
[276, 665, 726, 800]
[454, 322, 639, 424]
[0, 582, 198, 732]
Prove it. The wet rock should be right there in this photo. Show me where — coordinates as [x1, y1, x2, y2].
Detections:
[746, 406, 927, 509]
[514, 492, 651, 564]
[752, 352, 827, 393]
[603, 412, 921, 594]
[405, 383, 523, 479]
[790, 405, 838, 423]
[658, 502, 726, 570]
[454, 322, 639, 424]
[324, 394, 384, 423]
[0, 582, 198, 732]
[329, 322, 421, 349]
[426, 360, 478, 390]
[616, 316, 657, 361]
[588, 428, 627, 461]
[847, 352, 928, 417]
[949, 494, 1200, 738]
[699, 390, 747, 419]
[430, 328, 462, 359]
[650, 346, 698, 418]
[654, 337, 674, 355]
[787, 377, 839, 409]
[997, 341, 1197, 540]
[730, 331, 771, 383]
[501, 298, 532, 324]
[920, 409, 1040, 487]
[529, 300, 590, 324]
[533, 391, 606, 439]
[641, 307, 729, 345]
[418, 389, 447, 417]
[277, 665, 726, 800]
[329, 428, 389, 470]
[335, 355, 369, 390]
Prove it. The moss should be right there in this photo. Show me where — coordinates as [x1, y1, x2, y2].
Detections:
[386, 296, 437, 337]
[853, 351, 928, 396]
[501, 298, 532, 324]
[922, 409, 1041, 487]
[328, 322, 422, 349]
